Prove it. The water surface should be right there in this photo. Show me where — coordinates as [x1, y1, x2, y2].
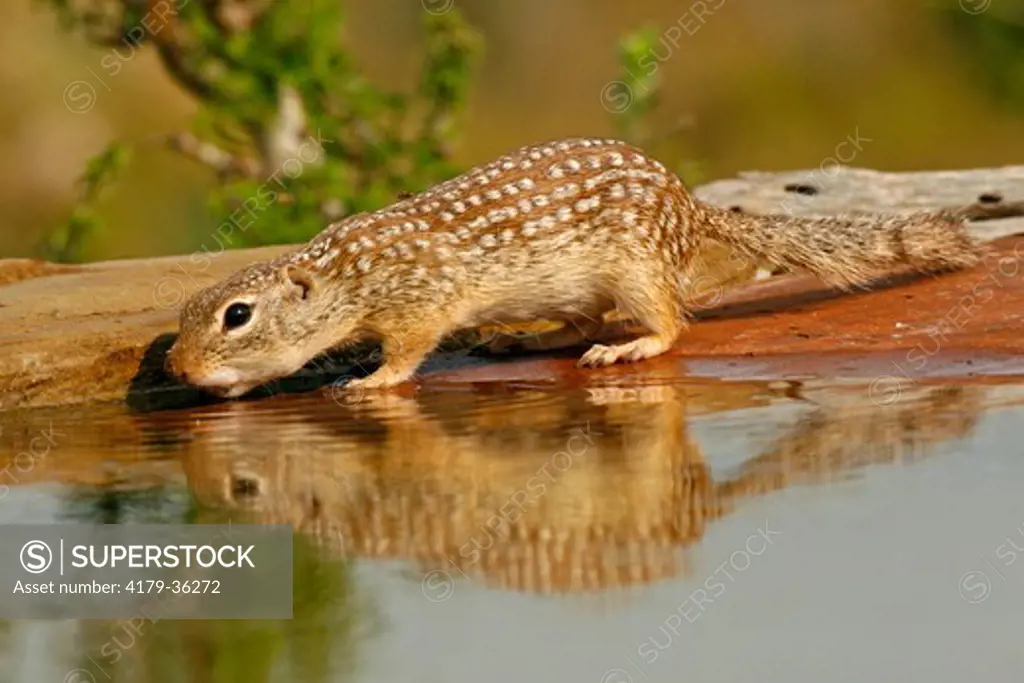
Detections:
[1, 377, 1023, 683]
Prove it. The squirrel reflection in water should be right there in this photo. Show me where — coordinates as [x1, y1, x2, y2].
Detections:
[178, 383, 981, 594]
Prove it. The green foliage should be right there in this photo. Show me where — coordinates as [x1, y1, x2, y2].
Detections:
[610, 25, 662, 145]
[607, 25, 706, 185]
[41, 0, 482, 260]
[930, 0, 1024, 110]
[41, 141, 131, 262]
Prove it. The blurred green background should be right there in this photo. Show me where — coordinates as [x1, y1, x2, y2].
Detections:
[0, 0, 1021, 263]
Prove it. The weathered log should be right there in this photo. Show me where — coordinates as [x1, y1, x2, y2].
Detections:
[693, 165, 1024, 241]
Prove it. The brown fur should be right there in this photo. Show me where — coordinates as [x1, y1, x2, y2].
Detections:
[165, 137, 980, 397]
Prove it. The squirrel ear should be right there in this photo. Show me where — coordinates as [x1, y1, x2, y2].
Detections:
[282, 264, 317, 300]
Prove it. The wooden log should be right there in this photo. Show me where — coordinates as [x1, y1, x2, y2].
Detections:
[693, 165, 1024, 241]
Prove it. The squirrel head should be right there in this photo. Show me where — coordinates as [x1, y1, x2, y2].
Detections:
[166, 260, 336, 398]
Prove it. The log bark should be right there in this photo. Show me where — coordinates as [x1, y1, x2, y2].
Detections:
[693, 165, 1024, 241]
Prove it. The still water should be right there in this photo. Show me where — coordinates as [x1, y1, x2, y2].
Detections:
[1, 377, 1023, 682]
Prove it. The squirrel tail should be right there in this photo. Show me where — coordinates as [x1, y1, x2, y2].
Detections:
[694, 202, 982, 289]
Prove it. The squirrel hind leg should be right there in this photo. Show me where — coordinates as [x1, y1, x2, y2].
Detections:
[577, 335, 677, 368]
[577, 276, 686, 369]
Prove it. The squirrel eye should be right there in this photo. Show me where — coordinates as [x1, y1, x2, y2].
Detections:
[223, 302, 252, 330]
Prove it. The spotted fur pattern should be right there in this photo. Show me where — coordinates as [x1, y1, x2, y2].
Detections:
[166, 137, 980, 397]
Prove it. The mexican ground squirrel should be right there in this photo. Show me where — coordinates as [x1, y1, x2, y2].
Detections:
[166, 137, 980, 398]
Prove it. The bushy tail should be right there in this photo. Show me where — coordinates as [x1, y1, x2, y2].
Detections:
[695, 202, 982, 289]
